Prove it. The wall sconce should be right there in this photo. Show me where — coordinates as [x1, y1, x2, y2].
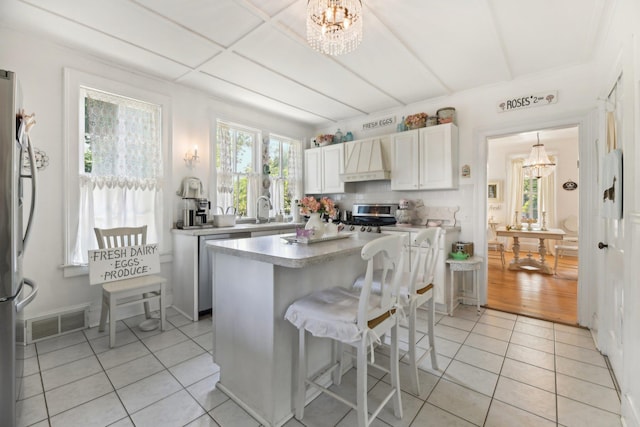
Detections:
[184, 145, 199, 168]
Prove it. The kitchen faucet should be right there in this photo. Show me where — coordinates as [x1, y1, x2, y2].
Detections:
[255, 195, 272, 224]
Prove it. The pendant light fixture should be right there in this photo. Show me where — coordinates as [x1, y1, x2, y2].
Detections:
[307, 0, 363, 56]
[522, 133, 556, 179]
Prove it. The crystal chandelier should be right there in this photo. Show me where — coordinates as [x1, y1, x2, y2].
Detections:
[522, 133, 556, 179]
[307, 0, 363, 56]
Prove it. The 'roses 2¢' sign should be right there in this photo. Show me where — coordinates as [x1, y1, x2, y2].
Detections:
[497, 91, 557, 113]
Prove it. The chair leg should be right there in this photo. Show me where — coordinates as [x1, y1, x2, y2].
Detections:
[356, 339, 369, 427]
[295, 328, 307, 421]
[159, 284, 166, 331]
[143, 292, 152, 319]
[109, 293, 117, 348]
[500, 246, 505, 269]
[427, 296, 439, 372]
[332, 341, 343, 386]
[390, 321, 403, 420]
[554, 248, 560, 274]
[98, 294, 108, 332]
[408, 303, 420, 395]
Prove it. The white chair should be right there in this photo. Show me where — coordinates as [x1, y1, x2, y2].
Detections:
[487, 225, 505, 269]
[95, 226, 166, 348]
[406, 228, 441, 395]
[554, 215, 579, 274]
[285, 234, 406, 427]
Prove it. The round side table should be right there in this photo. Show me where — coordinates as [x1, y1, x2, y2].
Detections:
[445, 256, 483, 315]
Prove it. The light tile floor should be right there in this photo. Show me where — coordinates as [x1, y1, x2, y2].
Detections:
[17, 306, 622, 427]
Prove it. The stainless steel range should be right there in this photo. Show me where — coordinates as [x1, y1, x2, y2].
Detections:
[341, 203, 398, 233]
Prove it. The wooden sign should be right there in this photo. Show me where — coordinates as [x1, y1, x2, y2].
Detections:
[497, 91, 558, 113]
[88, 244, 160, 285]
[362, 115, 396, 131]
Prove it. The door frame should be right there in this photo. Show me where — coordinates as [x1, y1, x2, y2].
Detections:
[475, 114, 593, 327]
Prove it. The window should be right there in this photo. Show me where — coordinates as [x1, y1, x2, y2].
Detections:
[267, 134, 302, 216]
[64, 68, 169, 271]
[521, 176, 540, 222]
[216, 121, 261, 217]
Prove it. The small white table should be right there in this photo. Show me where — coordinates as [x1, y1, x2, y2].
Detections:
[446, 256, 483, 315]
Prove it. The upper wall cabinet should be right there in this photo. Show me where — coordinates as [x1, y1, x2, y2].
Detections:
[304, 144, 345, 194]
[391, 123, 459, 191]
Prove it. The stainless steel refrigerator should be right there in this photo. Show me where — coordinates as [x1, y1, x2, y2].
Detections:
[0, 69, 38, 427]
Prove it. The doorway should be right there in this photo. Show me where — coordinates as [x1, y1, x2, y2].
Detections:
[486, 126, 580, 324]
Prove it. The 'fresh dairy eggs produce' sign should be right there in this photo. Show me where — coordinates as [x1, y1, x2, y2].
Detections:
[88, 244, 160, 285]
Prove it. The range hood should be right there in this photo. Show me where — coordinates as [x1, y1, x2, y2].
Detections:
[340, 139, 391, 182]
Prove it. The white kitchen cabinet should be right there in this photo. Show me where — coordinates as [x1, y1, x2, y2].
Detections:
[391, 123, 458, 190]
[304, 144, 345, 194]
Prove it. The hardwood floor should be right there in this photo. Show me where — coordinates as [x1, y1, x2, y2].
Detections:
[486, 249, 578, 325]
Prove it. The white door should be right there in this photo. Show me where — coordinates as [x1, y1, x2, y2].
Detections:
[594, 100, 624, 379]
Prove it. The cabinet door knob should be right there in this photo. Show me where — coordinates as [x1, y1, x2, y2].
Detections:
[598, 242, 608, 249]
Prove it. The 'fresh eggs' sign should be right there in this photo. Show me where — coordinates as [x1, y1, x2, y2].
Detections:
[362, 115, 396, 131]
[88, 244, 160, 285]
[497, 91, 557, 113]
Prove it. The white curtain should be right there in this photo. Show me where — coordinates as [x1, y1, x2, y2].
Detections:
[216, 122, 234, 211]
[288, 141, 303, 203]
[506, 158, 524, 235]
[72, 88, 163, 264]
[539, 156, 556, 254]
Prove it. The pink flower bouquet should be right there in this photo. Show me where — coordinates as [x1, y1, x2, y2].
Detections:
[299, 196, 336, 217]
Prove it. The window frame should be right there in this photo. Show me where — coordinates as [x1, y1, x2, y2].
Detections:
[268, 133, 301, 215]
[63, 68, 171, 277]
[214, 120, 262, 218]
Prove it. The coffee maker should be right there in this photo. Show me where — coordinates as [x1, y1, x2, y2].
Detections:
[195, 198, 210, 225]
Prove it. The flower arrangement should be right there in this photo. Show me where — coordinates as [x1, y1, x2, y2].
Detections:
[315, 134, 334, 146]
[405, 112, 428, 129]
[299, 196, 336, 217]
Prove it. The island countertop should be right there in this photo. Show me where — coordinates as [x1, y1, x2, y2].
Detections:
[206, 232, 380, 268]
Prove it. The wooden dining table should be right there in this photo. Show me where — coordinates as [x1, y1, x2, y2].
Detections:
[496, 227, 565, 274]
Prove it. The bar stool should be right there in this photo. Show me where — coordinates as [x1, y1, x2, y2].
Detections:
[406, 228, 441, 395]
[285, 234, 406, 427]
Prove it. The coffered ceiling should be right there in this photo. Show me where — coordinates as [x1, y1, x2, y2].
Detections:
[1, 0, 611, 126]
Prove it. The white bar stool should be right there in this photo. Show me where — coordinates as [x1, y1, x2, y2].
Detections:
[285, 234, 406, 427]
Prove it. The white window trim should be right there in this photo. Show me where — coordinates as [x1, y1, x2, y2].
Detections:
[62, 68, 172, 277]
[213, 119, 262, 217]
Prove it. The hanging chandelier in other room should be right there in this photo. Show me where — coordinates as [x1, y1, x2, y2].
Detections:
[307, 0, 363, 56]
[522, 133, 556, 179]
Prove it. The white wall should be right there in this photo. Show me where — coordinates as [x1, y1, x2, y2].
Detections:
[0, 27, 312, 323]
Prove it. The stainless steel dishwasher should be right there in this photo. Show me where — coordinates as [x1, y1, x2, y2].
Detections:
[198, 232, 250, 315]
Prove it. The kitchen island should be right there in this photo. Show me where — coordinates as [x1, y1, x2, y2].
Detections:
[207, 232, 380, 427]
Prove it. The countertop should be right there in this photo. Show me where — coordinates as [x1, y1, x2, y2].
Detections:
[171, 222, 303, 236]
[382, 224, 461, 233]
[206, 232, 380, 268]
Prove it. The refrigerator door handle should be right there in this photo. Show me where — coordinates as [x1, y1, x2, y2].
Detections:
[16, 278, 37, 312]
[20, 131, 37, 249]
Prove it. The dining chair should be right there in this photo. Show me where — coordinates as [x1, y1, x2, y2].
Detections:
[95, 225, 166, 348]
[554, 215, 579, 274]
[285, 234, 406, 427]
